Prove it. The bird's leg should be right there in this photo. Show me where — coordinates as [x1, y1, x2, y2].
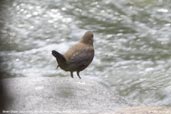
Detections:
[77, 71, 81, 79]
[70, 72, 74, 78]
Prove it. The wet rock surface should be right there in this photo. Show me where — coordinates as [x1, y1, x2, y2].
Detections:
[2, 77, 117, 113]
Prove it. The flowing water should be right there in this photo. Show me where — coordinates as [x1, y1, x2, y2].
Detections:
[1, 0, 171, 113]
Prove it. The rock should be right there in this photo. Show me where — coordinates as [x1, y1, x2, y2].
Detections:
[2, 77, 116, 113]
[2, 77, 171, 114]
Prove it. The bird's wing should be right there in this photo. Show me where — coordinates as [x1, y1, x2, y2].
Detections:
[67, 48, 94, 70]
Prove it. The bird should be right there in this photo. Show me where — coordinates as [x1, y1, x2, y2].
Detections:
[52, 31, 94, 79]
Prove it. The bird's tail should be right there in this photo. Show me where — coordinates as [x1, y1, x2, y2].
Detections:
[52, 50, 67, 69]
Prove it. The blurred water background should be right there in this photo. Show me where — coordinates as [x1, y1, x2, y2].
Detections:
[1, 0, 171, 112]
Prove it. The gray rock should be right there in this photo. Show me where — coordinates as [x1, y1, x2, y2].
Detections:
[2, 77, 117, 114]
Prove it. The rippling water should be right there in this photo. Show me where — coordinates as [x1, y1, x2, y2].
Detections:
[1, 0, 171, 110]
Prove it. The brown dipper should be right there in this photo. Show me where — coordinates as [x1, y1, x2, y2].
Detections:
[52, 31, 94, 79]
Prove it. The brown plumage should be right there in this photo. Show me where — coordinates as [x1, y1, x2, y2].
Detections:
[52, 31, 94, 79]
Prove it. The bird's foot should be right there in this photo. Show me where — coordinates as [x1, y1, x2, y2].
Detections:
[70, 72, 74, 78]
[77, 71, 81, 79]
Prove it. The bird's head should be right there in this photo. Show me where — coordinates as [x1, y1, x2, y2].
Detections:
[80, 31, 94, 45]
